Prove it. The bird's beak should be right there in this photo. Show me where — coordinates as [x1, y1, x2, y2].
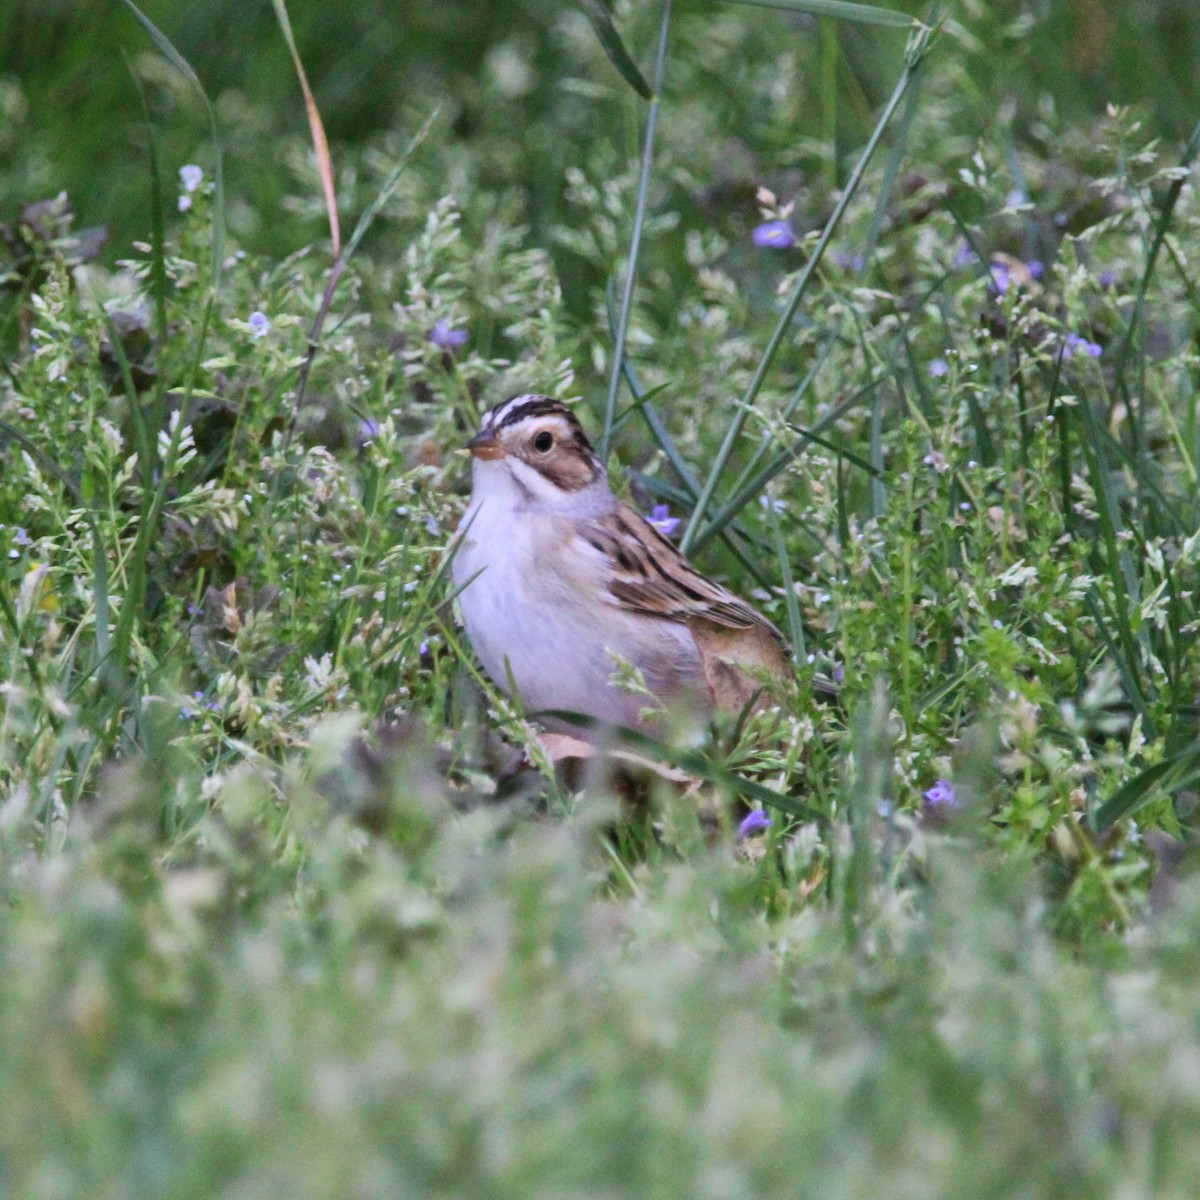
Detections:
[466, 427, 505, 460]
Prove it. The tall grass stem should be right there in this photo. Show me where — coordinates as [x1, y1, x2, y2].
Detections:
[599, 0, 673, 463]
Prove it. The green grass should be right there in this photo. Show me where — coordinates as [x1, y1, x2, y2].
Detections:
[3, 1, 1200, 1194]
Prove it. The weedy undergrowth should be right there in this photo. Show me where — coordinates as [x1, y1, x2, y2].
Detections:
[2, 2, 1200, 1191]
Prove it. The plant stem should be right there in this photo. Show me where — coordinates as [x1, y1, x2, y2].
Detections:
[680, 24, 934, 554]
[599, 0, 673, 463]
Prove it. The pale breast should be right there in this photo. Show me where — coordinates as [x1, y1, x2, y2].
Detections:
[452, 498, 708, 730]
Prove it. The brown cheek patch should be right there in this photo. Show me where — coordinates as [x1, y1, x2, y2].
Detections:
[538, 442, 600, 491]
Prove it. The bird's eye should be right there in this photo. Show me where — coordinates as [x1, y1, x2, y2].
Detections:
[532, 431, 554, 453]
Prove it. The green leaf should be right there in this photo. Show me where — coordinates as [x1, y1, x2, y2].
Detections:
[577, 0, 655, 99]
[1092, 743, 1200, 831]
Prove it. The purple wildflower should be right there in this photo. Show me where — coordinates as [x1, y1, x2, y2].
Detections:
[990, 261, 1011, 294]
[13, 527, 32, 546]
[357, 417, 381, 447]
[1099, 270, 1116, 289]
[1062, 333, 1102, 360]
[646, 504, 680, 537]
[178, 166, 203, 213]
[737, 809, 773, 838]
[428, 319, 468, 350]
[929, 358, 949, 378]
[248, 311, 271, 339]
[1027, 260, 1045, 281]
[923, 779, 958, 809]
[953, 242, 974, 269]
[752, 220, 797, 250]
[180, 690, 220, 720]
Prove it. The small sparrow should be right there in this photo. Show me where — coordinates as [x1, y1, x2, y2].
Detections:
[452, 394, 790, 733]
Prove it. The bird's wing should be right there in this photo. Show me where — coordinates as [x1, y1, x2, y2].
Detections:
[577, 504, 785, 640]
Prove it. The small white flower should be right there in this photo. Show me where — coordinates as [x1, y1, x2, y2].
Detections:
[180, 164, 203, 193]
[247, 311, 270, 339]
[178, 195, 192, 213]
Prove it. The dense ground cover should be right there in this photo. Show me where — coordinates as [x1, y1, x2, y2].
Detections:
[3, 1, 1200, 1194]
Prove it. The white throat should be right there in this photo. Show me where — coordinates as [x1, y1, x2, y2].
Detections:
[470, 457, 614, 520]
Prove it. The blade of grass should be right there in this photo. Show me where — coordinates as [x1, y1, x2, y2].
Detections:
[691, 300, 914, 555]
[269, 0, 340, 258]
[125, 57, 168, 350]
[119, 0, 224, 294]
[599, 0, 672, 462]
[692, 375, 884, 552]
[1113, 116, 1200, 377]
[605, 315, 777, 583]
[680, 23, 935, 553]
[109, 299, 216, 711]
[343, 109, 438, 263]
[835, 452, 851, 552]
[868, 390, 885, 519]
[284, 112, 434, 435]
[819, 17, 838, 188]
[270, 4, 434, 441]
[577, 0, 654, 98]
[860, 6, 936, 261]
[716, 327, 840, 511]
[1083, 587, 1153, 742]
[1092, 742, 1200, 832]
[605, 281, 699, 492]
[841, 677, 893, 926]
[767, 502, 806, 665]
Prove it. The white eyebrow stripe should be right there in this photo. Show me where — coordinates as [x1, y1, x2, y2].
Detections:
[485, 393, 549, 429]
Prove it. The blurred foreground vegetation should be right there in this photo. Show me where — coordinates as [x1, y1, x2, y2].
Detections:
[3, 0, 1200, 1194]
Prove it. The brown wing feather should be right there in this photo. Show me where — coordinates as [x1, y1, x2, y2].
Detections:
[580, 504, 785, 641]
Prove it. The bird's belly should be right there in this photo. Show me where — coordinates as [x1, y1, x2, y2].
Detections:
[453, 519, 705, 728]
